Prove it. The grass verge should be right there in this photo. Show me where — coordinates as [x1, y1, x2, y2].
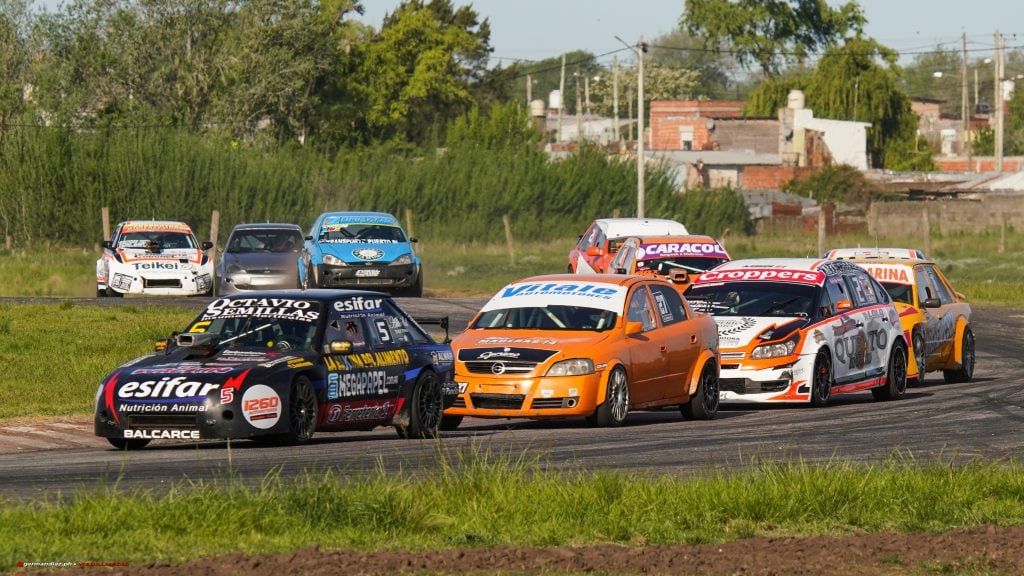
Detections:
[3, 448, 1023, 571]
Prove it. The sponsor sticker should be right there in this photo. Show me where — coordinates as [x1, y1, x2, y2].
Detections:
[481, 282, 627, 314]
[124, 429, 200, 440]
[241, 384, 281, 429]
[334, 297, 384, 313]
[638, 241, 727, 259]
[697, 268, 824, 285]
[201, 298, 320, 322]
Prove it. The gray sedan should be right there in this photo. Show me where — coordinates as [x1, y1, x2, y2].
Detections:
[216, 223, 304, 294]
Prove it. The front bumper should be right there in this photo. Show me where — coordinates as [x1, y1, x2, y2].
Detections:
[444, 372, 604, 419]
[314, 263, 419, 289]
[718, 353, 813, 403]
[218, 271, 297, 294]
[104, 265, 213, 296]
[95, 398, 283, 441]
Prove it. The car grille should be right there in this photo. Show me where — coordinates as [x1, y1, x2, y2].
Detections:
[720, 379, 789, 394]
[126, 414, 199, 429]
[144, 278, 182, 288]
[529, 398, 565, 409]
[469, 393, 525, 410]
[451, 397, 466, 408]
[464, 361, 537, 375]
[721, 351, 746, 360]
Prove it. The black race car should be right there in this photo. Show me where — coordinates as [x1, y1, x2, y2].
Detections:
[94, 289, 456, 449]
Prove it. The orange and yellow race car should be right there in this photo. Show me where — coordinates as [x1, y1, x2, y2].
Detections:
[442, 274, 720, 429]
[608, 235, 731, 285]
[823, 248, 974, 384]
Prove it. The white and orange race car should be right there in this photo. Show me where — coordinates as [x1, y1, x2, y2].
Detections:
[96, 220, 214, 297]
[823, 247, 974, 384]
[684, 258, 909, 406]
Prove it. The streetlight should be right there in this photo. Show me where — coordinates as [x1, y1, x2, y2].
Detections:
[615, 35, 647, 218]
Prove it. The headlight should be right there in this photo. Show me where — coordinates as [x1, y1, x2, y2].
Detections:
[323, 254, 345, 266]
[750, 335, 799, 360]
[390, 253, 413, 266]
[545, 358, 595, 377]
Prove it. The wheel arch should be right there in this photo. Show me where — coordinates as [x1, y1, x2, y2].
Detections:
[686, 350, 719, 397]
[951, 317, 972, 366]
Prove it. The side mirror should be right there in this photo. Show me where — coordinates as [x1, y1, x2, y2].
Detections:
[328, 340, 353, 355]
[614, 267, 627, 275]
[101, 240, 113, 249]
[305, 235, 313, 241]
[669, 270, 690, 285]
[586, 246, 605, 257]
[201, 241, 214, 250]
[836, 299, 853, 311]
[625, 321, 644, 335]
[409, 237, 418, 243]
[922, 298, 941, 309]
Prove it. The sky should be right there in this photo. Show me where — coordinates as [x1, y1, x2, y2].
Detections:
[357, 0, 1021, 68]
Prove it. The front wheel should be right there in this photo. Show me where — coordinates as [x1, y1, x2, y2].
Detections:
[439, 414, 463, 431]
[943, 329, 975, 383]
[680, 361, 719, 420]
[587, 366, 629, 427]
[396, 371, 443, 439]
[873, 341, 908, 401]
[107, 437, 150, 450]
[810, 351, 832, 407]
[278, 376, 318, 444]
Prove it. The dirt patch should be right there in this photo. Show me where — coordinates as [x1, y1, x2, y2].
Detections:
[27, 525, 1024, 575]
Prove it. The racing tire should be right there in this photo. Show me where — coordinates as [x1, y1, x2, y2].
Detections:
[105, 286, 123, 298]
[303, 264, 321, 290]
[873, 341, 908, 401]
[680, 361, 719, 420]
[911, 329, 926, 386]
[439, 414, 463, 431]
[97, 287, 107, 298]
[810, 351, 832, 408]
[943, 329, 975, 384]
[107, 437, 151, 450]
[278, 376, 318, 444]
[396, 370, 443, 439]
[587, 366, 629, 427]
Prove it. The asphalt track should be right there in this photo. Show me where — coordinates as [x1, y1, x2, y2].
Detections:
[0, 299, 1022, 499]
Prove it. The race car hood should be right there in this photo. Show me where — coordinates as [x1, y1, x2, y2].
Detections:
[314, 239, 413, 264]
[453, 331, 615, 367]
[221, 250, 297, 272]
[713, 316, 809, 350]
[97, 348, 314, 423]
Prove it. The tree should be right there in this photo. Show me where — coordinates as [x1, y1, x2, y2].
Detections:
[898, 47, 967, 117]
[356, 0, 492, 143]
[681, 0, 866, 78]
[648, 28, 737, 100]
[784, 164, 882, 206]
[745, 37, 933, 170]
[0, 0, 31, 130]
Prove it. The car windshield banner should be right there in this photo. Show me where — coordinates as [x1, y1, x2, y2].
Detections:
[481, 281, 628, 313]
[637, 241, 728, 260]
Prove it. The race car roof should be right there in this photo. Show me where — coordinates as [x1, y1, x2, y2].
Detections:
[596, 218, 689, 238]
[693, 258, 843, 286]
[119, 220, 193, 233]
[481, 274, 636, 314]
[823, 247, 927, 260]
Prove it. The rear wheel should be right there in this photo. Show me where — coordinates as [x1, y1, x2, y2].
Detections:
[401, 273, 423, 298]
[680, 361, 719, 420]
[873, 341, 908, 401]
[810, 351, 832, 407]
[943, 329, 975, 383]
[911, 329, 926, 385]
[105, 286, 123, 298]
[107, 437, 150, 450]
[587, 366, 629, 427]
[396, 371, 443, 439]
[97, 287, 107, 298]
[439, 414, 463, 431]
[278, 376, 317, 444]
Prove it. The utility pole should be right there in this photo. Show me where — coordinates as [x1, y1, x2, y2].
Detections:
[575, 66, 583, 145]
[585, 75, 592, 116]
[557, 54, 566, 143]
[962, 33, 972, 171]
[613, 55, 620, 143]
[637, 34, 646, 218]
[995, 31, 1005, 172]
[526, 73, 532, 106]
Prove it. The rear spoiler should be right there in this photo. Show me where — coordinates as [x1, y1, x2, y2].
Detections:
[414, 316, 450, 344]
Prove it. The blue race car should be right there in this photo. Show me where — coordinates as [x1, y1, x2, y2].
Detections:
[299, 211, 423, 297]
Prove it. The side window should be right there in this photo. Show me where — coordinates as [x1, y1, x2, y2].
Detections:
[914, 267, 932, 305]
[626, 287, 657, 332]
[824, 276, 850, 312]
[843, 272, 878, 307]
[578, 223, 598, 249]
[853, 271, 880, 305]
[325, 313, 370, 353]
[649, 285, 688, 325]
[868, 275, 891, 304]
[923, 266, 954, 304]
[610, 239, 636, 273]
[382, 300, 430, 345]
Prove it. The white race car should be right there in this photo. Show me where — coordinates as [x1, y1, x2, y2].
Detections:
[96, 220, 214, 297]
[684, 258, 908, 406]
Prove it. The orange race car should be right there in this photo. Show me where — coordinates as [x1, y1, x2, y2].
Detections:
[442, 274, 720, 429]
[609, 235, 731, 285]
[568, 217, 689, 274]
[823, 247, 974, 384]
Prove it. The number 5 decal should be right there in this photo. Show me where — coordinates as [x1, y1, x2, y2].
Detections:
[375, 319, 391, 343]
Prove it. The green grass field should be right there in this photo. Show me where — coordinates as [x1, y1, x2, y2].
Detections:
[3, 452, 1023, 572]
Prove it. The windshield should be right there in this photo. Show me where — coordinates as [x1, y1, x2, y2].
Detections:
[881, 282, 913, 305]
[318, 223, 406, 244]
[636, 256, 730, 274]
[685, 281, 819, 318]
[119, 231, 196, 251]
[188, 316, 319, 352]
[227, 230, 303, 253]
[472, 305, 617, 331]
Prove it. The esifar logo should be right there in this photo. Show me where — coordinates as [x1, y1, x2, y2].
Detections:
[353, 248, 384, 261]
